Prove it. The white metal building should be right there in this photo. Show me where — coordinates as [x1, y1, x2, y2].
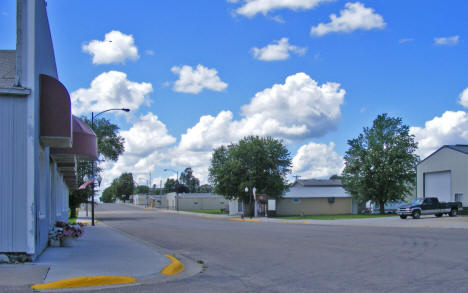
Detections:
[417, 145, 468, 206]
[0, 0, 97, 260]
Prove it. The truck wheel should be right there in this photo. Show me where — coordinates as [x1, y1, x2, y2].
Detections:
[412, 210, 421, 219]
[449, 209, 458, 217]
[435, 213, 443, 217]
[399, 215, 407, 219]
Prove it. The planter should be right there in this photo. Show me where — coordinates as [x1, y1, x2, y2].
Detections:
[49, 239, 61, 247]
[61, 237, 76, 247]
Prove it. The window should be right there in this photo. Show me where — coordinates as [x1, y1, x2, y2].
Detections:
[455, 193, 464, 202]
[328, 197, 335, 204]
[292, 198, 301, 204]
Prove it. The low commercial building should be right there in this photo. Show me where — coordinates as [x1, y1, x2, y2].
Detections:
[0, 0, 97, 260]
[417, 144, 468, 206]
[276, 179, 357, 216]
[166, 193, 228, 211]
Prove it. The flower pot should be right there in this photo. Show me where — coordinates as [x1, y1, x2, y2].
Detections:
[49, 239, 61, 247]
[61, 237, 76, 247]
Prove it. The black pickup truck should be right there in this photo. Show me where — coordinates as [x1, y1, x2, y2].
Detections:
[397, 197, 463, 219]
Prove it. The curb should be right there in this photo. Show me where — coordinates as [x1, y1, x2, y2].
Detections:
[160, 255, 184, 276]
[30, 276, 136, 290]
[229, 218, 260, 222]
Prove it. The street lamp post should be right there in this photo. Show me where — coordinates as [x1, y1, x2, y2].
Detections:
[90, 108, 130, 226]
[245, 186, 256, 218]
[164, 168, 179, 211]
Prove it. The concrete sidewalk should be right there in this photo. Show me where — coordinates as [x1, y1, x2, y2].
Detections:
[0, 209, 172, 290]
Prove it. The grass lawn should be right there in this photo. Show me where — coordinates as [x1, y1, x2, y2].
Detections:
[68, 210, 77, 224]
[185, 209, 227, 215]
[277, 214, 398, 220]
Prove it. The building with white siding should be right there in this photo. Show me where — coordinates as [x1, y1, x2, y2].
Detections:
[0, 0, 97, 260]
[417, 145, 468, 207]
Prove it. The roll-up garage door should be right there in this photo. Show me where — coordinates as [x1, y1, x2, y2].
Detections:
[424, 171, 451, 202]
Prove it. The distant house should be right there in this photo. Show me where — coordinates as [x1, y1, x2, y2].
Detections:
[276, 179, 357, 216]
[417, 144, 468, 206]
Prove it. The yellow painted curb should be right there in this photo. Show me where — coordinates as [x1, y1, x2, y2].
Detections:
[161, 254, 184, 275]
[30, 276, 136, 290]
[229, 218, 260, 222]
[303, 221, 310, 224]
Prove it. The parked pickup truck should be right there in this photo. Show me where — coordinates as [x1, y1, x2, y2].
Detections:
[397, 197, 463, 219]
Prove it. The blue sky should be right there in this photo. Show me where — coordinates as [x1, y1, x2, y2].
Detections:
[2, 0, 468, 188]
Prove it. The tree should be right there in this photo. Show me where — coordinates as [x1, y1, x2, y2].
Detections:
[209, 136, 292, 216]
[134, 185, 150, 194]
[198, 184, 213, 193]
[179, 167, 200, 193]
[329, 174, 343, 180]
[116, 172, 135, 200]
[101, 179, 118, 203]
[163, 178, 177, 194]
[342, 114, 419, 214]
[69, 117, 125, 217]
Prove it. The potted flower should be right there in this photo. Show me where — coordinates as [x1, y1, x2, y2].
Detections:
[48, 226, 64, 247]
[49, 221, 85, 247]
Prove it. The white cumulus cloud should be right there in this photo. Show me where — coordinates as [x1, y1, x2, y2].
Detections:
[82, 30, 139, 64]
[231, 0, 332, 17]
[100, 113, 176, 188]
[458, 88, 468, 108]
[292, 142, 344, 179]
[410, 111, 468, 159]
[179, 72, 345, 152]
[71, 71, 153, 116]
[171, 64, 228, 94]
[434, 35, 459, 46]
[310, 2, 386, 36]
[251, 38, 307, 61]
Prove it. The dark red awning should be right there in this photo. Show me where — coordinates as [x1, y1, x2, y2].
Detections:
[51, 116, 98, 162]
[39, 74, 72, 148]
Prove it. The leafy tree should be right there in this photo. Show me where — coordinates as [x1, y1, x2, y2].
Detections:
[163, 178, 177, 194]
[329, 174, 343, 180]
[116, 172, 135, 200]
[198, 184, 213, 193]
[82, 117, 125, 161]
[101, 179, 118, 203]
[163, 178, 190, 194]
[209, 136, 292, 216]
[134, 185, 150, 194]
[179, 167, 200, 193]
[342, 114, 419, 214]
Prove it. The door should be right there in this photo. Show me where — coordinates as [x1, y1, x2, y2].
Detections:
[424, 171, 451, 202]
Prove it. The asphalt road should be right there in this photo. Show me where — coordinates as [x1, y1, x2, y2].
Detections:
[93, 204, 468, 292]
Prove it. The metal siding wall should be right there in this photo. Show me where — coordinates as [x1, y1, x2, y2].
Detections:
[36, 146, 50, 255]
[0, 96, 28, 252]
[276, 198, 353, 216]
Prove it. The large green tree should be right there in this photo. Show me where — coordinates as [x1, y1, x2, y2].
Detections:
[209, 136, 292, 216]
[342, 114, 419, 214]
[69, 117, 125, 217]
[116, 172, 135, 200]
[100, 179, 118, 203]
[134, 185, 150, 194]
[179, 167, 200, 193]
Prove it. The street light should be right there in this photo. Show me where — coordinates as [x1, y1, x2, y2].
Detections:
[164, 168, 179, 211]
[90, 108, 130, 226]
[245, 185, 256, 218]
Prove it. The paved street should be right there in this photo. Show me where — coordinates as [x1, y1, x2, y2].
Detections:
[88, 204, 468, 293]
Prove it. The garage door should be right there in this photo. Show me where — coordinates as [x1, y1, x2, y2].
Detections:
[424, 171, 451, 202]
